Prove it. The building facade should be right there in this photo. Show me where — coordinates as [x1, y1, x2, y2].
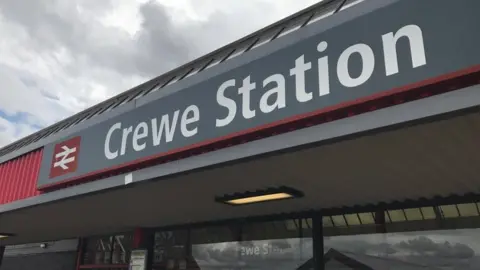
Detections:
[1, 0, 480, 269]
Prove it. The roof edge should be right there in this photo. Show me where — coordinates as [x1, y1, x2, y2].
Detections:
[0, 0, 358, 162]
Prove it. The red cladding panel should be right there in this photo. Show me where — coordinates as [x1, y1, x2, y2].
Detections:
[0, 149, 42, 205]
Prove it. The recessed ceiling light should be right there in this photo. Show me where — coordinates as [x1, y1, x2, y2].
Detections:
[215, 186, 304, 206]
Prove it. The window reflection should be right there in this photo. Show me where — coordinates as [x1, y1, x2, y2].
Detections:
[324, 228, 480, 269]
[152, 219, 313, 269]
[81, 232, 133, 266]
[191, 238, 312, 270]
[153, 230, 189, 269]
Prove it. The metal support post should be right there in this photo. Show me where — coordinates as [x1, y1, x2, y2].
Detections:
[312, 214, 325, 270]
[0, 245, 5, 267]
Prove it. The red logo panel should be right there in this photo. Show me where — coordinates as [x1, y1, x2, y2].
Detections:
[49, 136, 81, 179]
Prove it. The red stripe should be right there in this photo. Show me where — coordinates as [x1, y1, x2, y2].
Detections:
[78, 265, 129, 269]
[38, 64, 480, 191]
[133, 228, 143, 248]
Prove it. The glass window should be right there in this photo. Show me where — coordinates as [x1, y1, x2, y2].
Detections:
[82, 232, 133, 266]
[324, 227, 480, 269]
[388, 209, 407, 222]
[242, 220, 301, 241]
[440, 205, 460, 218]
[303, 218, 313, 230]
[421, 207, 437, 220]
[331, 215, 347, 227]
[344, 214, 361, 226]
[182, 219, 312, 270]
[323, 216, 334, 228]
[82, 235, 112, 265]
[358, 212, 375, 225]
[457, 203, 479, 217]
[404, 208, 423, 221]
[153, 230, 189, 270]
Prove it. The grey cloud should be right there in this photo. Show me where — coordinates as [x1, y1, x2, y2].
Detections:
[0, 0, 83, 51]
[135, 1, 194, 73]
[0, 0, 277, 81]
[0, 0, 319, 147]
[396, 236, 475, 259]
[0, 0, 191, 77]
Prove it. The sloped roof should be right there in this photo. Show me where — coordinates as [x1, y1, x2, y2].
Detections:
[0, 0, 364, 162]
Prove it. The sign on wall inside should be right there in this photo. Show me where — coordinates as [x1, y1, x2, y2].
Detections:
[129, 249, 147, 270]
[37, 0, 480, 189]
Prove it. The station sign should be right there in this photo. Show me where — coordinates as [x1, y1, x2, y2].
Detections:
[37, 0, 480, 189]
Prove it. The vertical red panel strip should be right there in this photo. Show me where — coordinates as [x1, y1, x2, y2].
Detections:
[133, 228, 143, 248]
[0, 163, 4, 202]
[3, 159, 13, 204]
[2, 161, 9, 204]
[9, 159, 19, 203]
[0, 149, 43, 205]
[11, 159, 20, 203]
[25, 152, 36, 198]
[17, 153, 28, 200]
[10, 159, 18, 203]
[32, 150, 42, 195]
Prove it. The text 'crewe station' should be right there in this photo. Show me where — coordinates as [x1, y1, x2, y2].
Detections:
[103, 24, 427, 161]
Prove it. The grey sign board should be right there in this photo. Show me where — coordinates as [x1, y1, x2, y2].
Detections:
[37, 0, 480, 189]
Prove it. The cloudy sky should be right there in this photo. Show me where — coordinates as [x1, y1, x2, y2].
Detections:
[0, 0, 322, 148]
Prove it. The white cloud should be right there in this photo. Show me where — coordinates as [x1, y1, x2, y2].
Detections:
[0, 0, 322, 148]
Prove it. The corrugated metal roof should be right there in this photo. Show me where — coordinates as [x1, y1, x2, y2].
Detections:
[0, 150, 42, 204]
[0, 0, 364, 162]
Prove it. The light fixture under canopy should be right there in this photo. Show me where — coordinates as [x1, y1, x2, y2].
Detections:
[215, 186, 304, 206]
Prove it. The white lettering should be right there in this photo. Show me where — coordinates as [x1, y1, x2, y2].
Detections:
[181, 105, 200, 137]
[382, 24, 427, 76]
[121, 126, 133, 155]
[260, 74, 286, 114]
[151, 111, 180, 145]
[337, 43, 375, 87]
[101, 24, 428, 161]
[262, 243, 270, 255]
[244, 247, 258, 256]
[132, 122, 148, 152]
[238, 76, 256, 119]
[290, 55, 313, 102]
[53, 145, 77, 170]
[216, 79, 237, 127]
[105, 123, 121, 160]
[317, 41, 330, 96]
[240, 243, 289, 257]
